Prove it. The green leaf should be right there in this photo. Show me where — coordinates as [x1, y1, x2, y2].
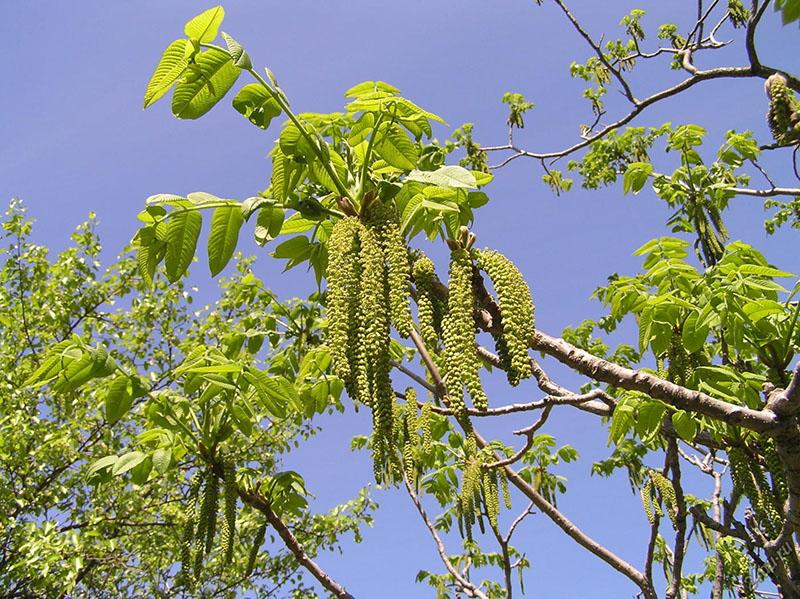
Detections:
[681, 311, 708, 353]
[742, 299, 785, 323]
[280, 213, 316, 234]
[637, 306, 653, 353]
[255, 205, 285, 246]
[244, 368, 295, 418]
[279, 124, 315, 159]
[349, 112, 375, 145]
[105, 376, 133, 425]
[184, 6, 225, 43]
[130, 456, 153, 485]
[112, 451, 147, 476]
[407, 165, 477, 189]
[88, 455, 118, 477]
[143, 39, 189, 108]
[231, 404, 254, 436]
[152, 448, 172, 475]
[221, 32, 252, 69]
[172, 48, 240, 119]
[636, 401, 666, 439]
[208, 205, 244, 276]
[185, 363, 241, 374]
[344, 80, 401, 98]
[775, 0, 800, 24]
[309, 151, 348, 193]
[165, 210, 202, 282]
[608, 396, 636, 444]
[186, 191, 226, 205]
[137, 241, 166, 288]
[272, 236, 313, 270]
[671, 410, 698, 441]
[737, 264, 794, 278]
[622, 162, 653, 195]
[232, 84, 281, 129]
[375, 124, 418, 170]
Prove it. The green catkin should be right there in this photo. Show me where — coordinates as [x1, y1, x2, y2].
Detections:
[358, 223, 395, 482]
[641, 479, 655, 524]
[222, 458, 237, 565]
[500, 473, 512, 510]
[475, 249, 535, 386]
[194, 467, 218, 577]
[368, 203, 412, 338]
[327, 211, 409, 483]
[245, 521, 268, 577]
[650, 471, 677, 525]
[420, 402, 433, 453]
[666, 331, 688, 388]
[443, 248, 487, 412]
[761, 436, 788, 504]
[728, 448, 755, 497]
[483, 467, 500, 529]
[326, 217, 361, 383]
[748, 459, 782, 537]
[403, 388, 418, 487]
[727, 0, 749, 27]
[203, 468, 220, 555]
[180, 474, 202, 587]
[413, 255, 439, 349]
[765, 73, 800, 145]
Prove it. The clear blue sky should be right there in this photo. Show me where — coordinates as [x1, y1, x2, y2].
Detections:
[2, 2, 798, 597]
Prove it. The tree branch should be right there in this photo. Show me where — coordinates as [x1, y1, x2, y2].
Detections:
[403, 478, 489, 599]
[201, 455, 355, 599]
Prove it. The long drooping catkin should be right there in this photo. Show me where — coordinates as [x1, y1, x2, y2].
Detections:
[475, 248, 534, 386]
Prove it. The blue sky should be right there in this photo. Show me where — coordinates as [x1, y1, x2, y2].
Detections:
[2, 2, 799, 597]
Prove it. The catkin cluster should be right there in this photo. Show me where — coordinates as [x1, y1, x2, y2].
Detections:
[181, 466, 220, 580]
[179, 474, 202, 588]
[475, 249, 535, 386]
[765, 73, 800, 145]
[245, 520, 268, 577]
[326, 205, 412, 483]
[179, 461, 240, 585]
[640, 469, 677, 526]
[442, 249, 487, 413]
[457, 445, 506, 539]
[729, 446, 782, 537]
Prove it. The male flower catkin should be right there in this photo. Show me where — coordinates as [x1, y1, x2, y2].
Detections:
[475, 249, 534, 386]
[326, 217, 361, 383]
[359, 223, 395, 481]
[180, 474, 202, 587]
[367, 202, 412, 337]
[765, 73, 800, 145]
[326, 204, 412, 484]
[413, 254, 440, 349]
[221, 457, 237, 564]
[443, 248, 487, 412]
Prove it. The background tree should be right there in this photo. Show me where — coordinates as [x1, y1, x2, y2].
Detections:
[0, 200, 374, 597]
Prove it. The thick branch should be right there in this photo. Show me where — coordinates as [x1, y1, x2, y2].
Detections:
[530, 329, 778, 432]
[731, 186, 800, 198]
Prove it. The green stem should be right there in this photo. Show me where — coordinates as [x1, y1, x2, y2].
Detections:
[200, 43, 351, 200]
[781, 300, 800, 366]
[245, 68, 353, 202]
[358, 113, 386, 201]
